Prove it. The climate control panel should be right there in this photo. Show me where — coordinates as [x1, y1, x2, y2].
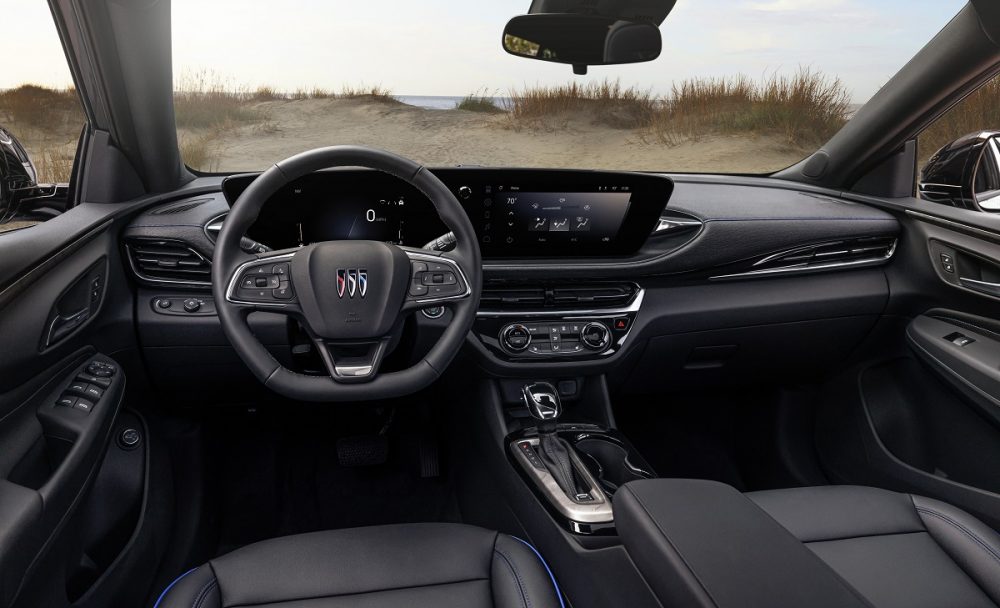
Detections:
[480, 314, 635, 361]
[499, 321, 617, 356]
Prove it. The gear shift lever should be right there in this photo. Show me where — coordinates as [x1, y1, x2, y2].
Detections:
[522, 382, 562, 431]
[522, 382, 589, 500]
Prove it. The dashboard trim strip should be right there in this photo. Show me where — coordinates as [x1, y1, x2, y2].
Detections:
[476, 289, 645, 318]
[708, 242, 896, 281]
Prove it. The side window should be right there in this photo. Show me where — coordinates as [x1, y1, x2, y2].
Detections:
[917, 75, 1000, 211]
[0, 3, 86, 234]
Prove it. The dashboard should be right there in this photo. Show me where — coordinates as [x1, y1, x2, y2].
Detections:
[222, 169, 673, 258]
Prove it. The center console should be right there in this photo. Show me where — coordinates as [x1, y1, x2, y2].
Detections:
[507, 381, 654, 534]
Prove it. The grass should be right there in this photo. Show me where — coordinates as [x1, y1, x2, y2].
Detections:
[35, 146, 76, 183]
[508, 80, 657, 129]
[456, 89, 504, 113]
[456, 94, 504, 113]
[504, 70, 851, 146]
[918, 74, 1000, 166]
[650, 69, 851, 146]
[0, 84, 82, 129]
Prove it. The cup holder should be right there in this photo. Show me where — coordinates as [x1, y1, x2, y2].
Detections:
[572, 435, 654, 495]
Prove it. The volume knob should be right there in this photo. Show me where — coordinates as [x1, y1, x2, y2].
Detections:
[581, 322, 610, 350]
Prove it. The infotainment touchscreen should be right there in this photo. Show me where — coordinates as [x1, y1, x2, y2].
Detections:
[453, 170, 673, 257]
[479, 189, 632, 252]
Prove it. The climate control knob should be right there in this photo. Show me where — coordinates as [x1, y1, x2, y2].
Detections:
[500, 323, 531, 352]
[581, 322, 611, 350]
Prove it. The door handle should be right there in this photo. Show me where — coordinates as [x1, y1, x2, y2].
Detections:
[958, 277, 1000, 297]
[46, 307, 90, 346]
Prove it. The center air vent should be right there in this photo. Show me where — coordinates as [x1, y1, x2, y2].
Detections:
[126, 239, 211, 286]
[481, 284, 637, 310]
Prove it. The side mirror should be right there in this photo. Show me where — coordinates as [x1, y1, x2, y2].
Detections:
[919, 131, 1000, 212]
[0, 127, 39, 210]
[502, 14, 662, 75]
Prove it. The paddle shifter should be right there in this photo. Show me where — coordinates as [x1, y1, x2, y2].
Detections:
[522, 382, 590, 500]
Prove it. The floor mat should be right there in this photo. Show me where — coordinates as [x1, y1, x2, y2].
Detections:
[208, 402, 460, 556]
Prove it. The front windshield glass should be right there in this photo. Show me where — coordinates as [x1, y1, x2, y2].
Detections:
[172, 0, 964, 174]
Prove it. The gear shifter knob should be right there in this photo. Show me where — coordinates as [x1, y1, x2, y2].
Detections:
[522, 382, 562, 431]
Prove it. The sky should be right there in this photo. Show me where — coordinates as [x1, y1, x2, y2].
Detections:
[2, 0, 968, 103]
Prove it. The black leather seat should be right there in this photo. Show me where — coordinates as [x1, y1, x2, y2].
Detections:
[153, 523, 563, 608]
[616, 480, 1000, 608]
[748, 485, 1000, 608]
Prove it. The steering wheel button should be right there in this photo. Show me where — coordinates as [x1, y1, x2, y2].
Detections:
[411, 261, 428, 274]
[272, 263, 289, 275]
[409, 281, 429, 296]
[273, 286, 294, 300]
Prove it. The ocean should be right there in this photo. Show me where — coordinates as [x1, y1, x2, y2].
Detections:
[396, 95, 510, 110]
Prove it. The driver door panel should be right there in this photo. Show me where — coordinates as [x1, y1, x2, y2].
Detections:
[0, 207, 141, 607]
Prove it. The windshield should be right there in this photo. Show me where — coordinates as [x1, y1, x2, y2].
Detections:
[172, 0, 965, 174]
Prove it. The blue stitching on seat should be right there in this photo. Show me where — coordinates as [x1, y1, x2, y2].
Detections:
[512, 536, 566, 608]
[153, 568, 196, 608]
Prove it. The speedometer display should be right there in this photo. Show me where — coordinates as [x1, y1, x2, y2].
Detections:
[304, 196, 406, 245]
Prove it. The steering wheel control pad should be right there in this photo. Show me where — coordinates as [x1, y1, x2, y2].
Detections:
[405, 252, 470, 305]
[292, 241, 411, 340]
[229, 255, 297, 304]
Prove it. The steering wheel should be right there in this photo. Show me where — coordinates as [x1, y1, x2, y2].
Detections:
[211, 146, 482, 402]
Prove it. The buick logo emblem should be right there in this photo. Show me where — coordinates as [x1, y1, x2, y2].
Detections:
[337, 269, 368, 298]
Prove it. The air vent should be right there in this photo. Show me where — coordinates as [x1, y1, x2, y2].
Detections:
[711, 236, 897, 280]
[551, 284, 635, 306]
[126, 239, 211, 286]
[480, 287, 546, 308]
[151, 198, 212, 215]
[481, 284, 637, 310]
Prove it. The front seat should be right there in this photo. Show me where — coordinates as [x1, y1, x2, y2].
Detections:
[748, 485, 1000, 608]
[616, 480, 1000, 608]
[153, 523, 563, 608]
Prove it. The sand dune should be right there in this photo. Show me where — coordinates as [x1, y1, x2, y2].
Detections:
[205, 98, 809, 174]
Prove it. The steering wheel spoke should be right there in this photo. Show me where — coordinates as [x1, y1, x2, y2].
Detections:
[312, 337, 391, 383]
[224, 249, 301, 314]
[401, 249, 473, 312]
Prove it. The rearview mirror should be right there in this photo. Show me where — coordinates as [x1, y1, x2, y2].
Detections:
[920, 131, 1000, 212]
[502, 14, 662, 74]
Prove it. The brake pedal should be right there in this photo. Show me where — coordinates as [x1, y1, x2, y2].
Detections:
[336, 435, 388, 467]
